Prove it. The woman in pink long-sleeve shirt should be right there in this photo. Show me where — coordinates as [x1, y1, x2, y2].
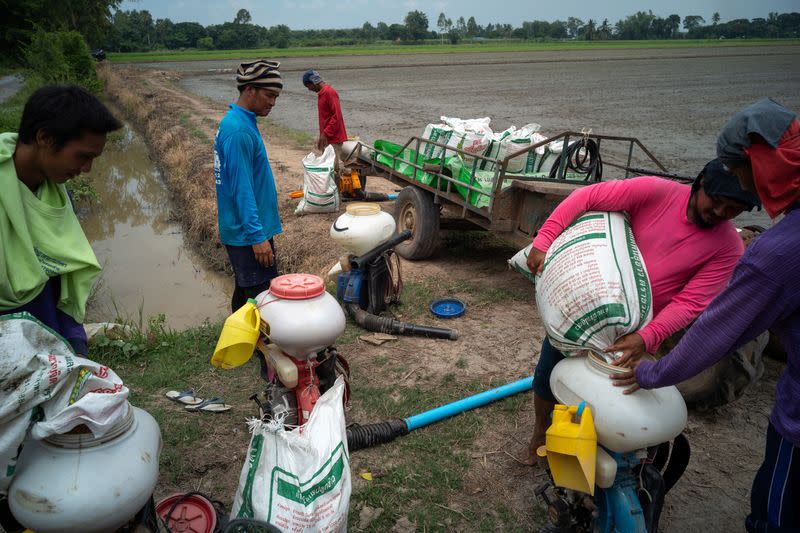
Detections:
[522, 160, 760, 465]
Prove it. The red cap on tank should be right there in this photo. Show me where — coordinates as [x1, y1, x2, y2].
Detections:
[269, 273, 325, 300]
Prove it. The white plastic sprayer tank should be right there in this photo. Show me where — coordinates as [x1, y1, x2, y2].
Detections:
[256, 273, 345, 360]
[8, 405, 161, 533]
[330, 203, 396, 256]
[550, 353, 687, 453]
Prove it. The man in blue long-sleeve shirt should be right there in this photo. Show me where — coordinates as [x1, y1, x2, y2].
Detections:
[214, 60, 284, 311]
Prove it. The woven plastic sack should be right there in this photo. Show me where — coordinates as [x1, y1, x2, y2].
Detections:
[508, 243, 537, 284]
[446, 129, 490, 167]
[440, 116, 492, 134]
[296, 146, 340, 215]
[0, 313, 129, 493]
[231, 377, 351, 532]
[535, 212, 653, 360]
[504, 123, 542, 173]
[420, 123, 453, 160]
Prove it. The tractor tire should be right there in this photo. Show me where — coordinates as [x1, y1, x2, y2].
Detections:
[393, 186, 440, 260]
[655, 330, 769, 411]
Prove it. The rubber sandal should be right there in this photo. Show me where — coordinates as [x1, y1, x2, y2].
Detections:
[165, 389, 203, 406]
[184, 397, 232, 413]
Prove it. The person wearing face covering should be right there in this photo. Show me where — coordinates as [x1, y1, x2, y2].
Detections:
[520, 160, 760, 466]
[612, 98, 800, 532]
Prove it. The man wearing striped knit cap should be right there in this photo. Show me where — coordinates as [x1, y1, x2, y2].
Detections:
[213, 60, 284, 312]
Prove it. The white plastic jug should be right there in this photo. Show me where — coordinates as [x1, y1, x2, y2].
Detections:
[550, 353, 687, 453]
[257, 274, 346, 360]
[9, 405, 161, 533]
[330, 203, 396, 256]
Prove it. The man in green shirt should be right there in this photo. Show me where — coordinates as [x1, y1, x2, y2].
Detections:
[0, 85, 121, 354]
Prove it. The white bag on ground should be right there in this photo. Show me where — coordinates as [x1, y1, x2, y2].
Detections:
[297, 146, 340, 215]
[535, 212, 653, 360]
[231, 377, 351, 532]
[0, 313, 129, 493]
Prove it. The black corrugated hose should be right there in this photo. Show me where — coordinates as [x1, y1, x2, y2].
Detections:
[347, 419, 410, 451]
[548, 138, 603, 182]
[346, 303, 459, 340]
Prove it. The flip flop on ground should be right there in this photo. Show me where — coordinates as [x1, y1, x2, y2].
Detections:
[165, 389, 203, 406]
[184, 397, 232, 413]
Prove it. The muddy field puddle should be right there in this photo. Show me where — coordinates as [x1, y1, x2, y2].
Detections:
[80, 125, 232, 329]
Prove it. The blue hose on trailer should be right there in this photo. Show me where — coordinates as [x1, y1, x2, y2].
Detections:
[346, 376, 533, 451]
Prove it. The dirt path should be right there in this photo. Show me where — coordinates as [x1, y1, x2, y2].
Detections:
[104, 64, 783, 532]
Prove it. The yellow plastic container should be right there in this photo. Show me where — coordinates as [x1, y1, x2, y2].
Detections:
[545, 403, 597, 495]
[211, 298, 261, 369]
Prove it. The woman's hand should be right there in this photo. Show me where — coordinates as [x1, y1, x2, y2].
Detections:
[606, 332, 646, 368]
[526, 247, 547, 275]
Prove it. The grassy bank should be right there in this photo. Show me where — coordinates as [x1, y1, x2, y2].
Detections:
[97, 64, 345, 278]
[89, 275, 543, 531]
[109, 38, 800, 63]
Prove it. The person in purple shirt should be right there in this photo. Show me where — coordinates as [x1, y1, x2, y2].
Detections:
[612, 98, 800, 532]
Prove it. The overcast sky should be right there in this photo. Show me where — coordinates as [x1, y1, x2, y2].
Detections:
[119, 0, 799, 29]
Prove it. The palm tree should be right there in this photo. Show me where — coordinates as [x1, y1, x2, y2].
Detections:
[599, 18, 611, 40]
[584, 19, 596, 40]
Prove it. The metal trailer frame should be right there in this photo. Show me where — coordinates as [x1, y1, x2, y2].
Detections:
[358, 131, 676, 253]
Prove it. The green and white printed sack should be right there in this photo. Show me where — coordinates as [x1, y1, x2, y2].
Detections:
[535, 212, 653, 361]
[420, 123, 453, 160]
[508, 243, 537, 284]
[232, 377, 351, 532]
[297, 145, 340, 215]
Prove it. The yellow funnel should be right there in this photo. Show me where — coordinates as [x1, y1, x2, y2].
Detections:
[545, 403, 597, 495]
[211, 298, 261, 369]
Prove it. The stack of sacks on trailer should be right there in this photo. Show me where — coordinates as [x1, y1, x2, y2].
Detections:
[419, 116, 575, 176]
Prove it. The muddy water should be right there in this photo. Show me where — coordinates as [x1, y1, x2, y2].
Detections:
[81, 125, 232, 328]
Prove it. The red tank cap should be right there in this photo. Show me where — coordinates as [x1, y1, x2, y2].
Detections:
[270, 273, 325, 300]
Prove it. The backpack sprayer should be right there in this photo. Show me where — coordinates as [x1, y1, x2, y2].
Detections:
[336, 230, 458, 340]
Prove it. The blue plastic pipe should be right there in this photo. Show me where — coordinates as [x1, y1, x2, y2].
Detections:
[404, 376, 534, 431]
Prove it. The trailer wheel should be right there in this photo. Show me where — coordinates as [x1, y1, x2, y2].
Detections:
[394, 186, 440, 260]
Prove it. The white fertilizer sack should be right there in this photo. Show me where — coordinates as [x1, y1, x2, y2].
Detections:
[297, 145, 340, 215]
[440, 116, 492, 134]
[231, 377, 351, 532]
[508, 243, 537, 284]
[420, 123, 453, 160]
[535, 212, 653, 360]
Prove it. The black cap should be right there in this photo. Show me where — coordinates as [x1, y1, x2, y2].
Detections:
[697, 159, 761, 211]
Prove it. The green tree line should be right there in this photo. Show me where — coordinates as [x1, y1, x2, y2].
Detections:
[2, 3, 799, 59]
[2, 0, 121, 59]
[103, 8, 800, 52]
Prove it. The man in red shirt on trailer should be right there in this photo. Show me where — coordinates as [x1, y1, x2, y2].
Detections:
[303, 69, 348, 172]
